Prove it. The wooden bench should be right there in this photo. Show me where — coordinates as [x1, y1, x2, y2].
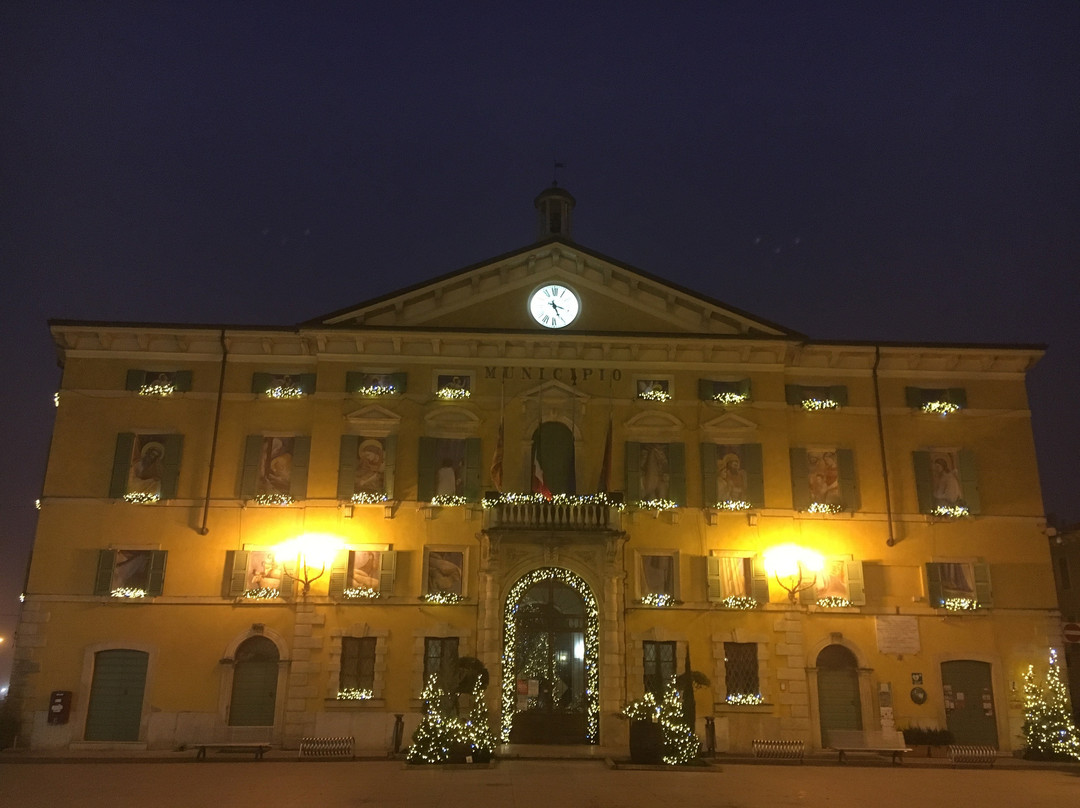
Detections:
[298, 736, 355, 760]
[827, 729, 910, 764]
[194, 742, 272, 761]
[752, 739, 805, 762]
[949, 745, 997, 767]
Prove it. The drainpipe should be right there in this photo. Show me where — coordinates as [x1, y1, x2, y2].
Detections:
[199, 329, 228, 535]
[873, 346, 897, 546]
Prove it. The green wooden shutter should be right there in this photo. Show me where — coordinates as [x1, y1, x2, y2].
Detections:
[417, 437, 437, 502]
[383, 435, 397, 498]
[749, 557, 770, 603]
[279, 567, 295, 600]
[125, 370, 145, 391]
[338, 436, 360, 500]
[224, 551, 250, 597]
[378, 550, 397, 594]
[110, 433, 136, 498]
[925, 563, 943, 607]
[789, 448, 810, 511]
[957, 450, 981, 514]
[706, 555, 722, 601]
[328, 550, 351, 598]
[389, 372, 408, 394]
[172, 370, 192, 392]
[799, 570, 817, 604]
[742, 443, 765, 508]
[464, 437, 482, 501]
[904, 387, 924, 408]
[345, 372, 363, 393]
[737, 378, 751, 398]
[289, 436, 311, 499]
[785, 385, 803, 405]
[625, 442, 641, 502]
[297, 373, 317, 395]
[160, 435, 183, 499]
[667, 442, 686, 505]
[251, 373, 274, 394]
[829, 385, 849, 406]
[700, 443, 718, 507]
[147, 551, 168, 596]
[94, 550, 117, 595]
[845, 561, 865, 605]
[946, 388, 967, 408]
[912, 451, 934, 513]
[973, 561, 993, 607]
[698, 379, 715, 401]
[240, 436, 263, 499]
[837, 449, 859, 512]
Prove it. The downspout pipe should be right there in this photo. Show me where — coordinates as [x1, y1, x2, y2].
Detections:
[199, 329, 228, 535]
[873, 346, 897, 546]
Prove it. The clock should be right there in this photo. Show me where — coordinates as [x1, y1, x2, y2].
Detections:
[528, 283, 580, 329]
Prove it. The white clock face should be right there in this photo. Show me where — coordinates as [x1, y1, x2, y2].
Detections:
[528, 284, 580, 328]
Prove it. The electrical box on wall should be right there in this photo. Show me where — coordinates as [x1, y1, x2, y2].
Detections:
[47, 690, 72, 725]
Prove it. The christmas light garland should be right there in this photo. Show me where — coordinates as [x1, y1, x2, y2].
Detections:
[622, 692, 660, 722]
[430, 494, 467, 507]
[122, 492, 160, 504]
[801, 398, 839, 411]
[264, 385, 305, 399]
[423, 591, 464, 604]
[816, 596, 851, 608]
[242, 587, 280, 600]
[659, 677, 701, 765]
[725, 693, 764, 706]
[253, 493, 294, 506]
[637, 498, 678, 511]
[336, 688, 373, 700]
[351, 492, 389, 504]
[712, 392, 748, 405]
[501, 567, 599, 743]
[638, 389, 672, 402]
[942, 597, 978, 611]
[721, 595, 758, 610]
[807, 502, 843, 514]
[138, 382, 176, 397]
[714, 500, 752, 511]
[53, 392, 60, 408]
[343, 587, 380, 600]
[640, 593, 677, 607]
[110, 587, 147, 598]
[481, 491, 625, 510]
[931, 504, 970, 518]
[922, 401, 960, 415]
[435, 387, 471, 400]
[355, 384, 395, 397]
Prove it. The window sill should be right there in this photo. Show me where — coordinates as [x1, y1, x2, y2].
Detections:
[714, 702, 773, 714]
[324, 698, 386, 710]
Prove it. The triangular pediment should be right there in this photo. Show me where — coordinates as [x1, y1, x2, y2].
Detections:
[343, 404, 401, 436]
[701, 413, 759, 442]
[624, 411, 685, 442]
[309, 238, 795, 338]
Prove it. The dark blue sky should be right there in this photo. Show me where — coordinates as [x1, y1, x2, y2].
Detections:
[1, 1, 1077, 687]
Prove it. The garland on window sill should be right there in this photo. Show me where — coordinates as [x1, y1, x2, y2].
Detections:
[725, 693, 764, 706]
[714, 500, 752, 511]
[942, 597, 978, 611]
[264, 386, 305, 399]
[922, 401, 960, 415]
[816, 596, 851, 608]
[931, 504, 970, 518]
[242, 588, 280, 600]
[423, 591, 463, 605]
[429, 494, 467, 507]
[806, 502, 843, 514]
[435, 387, 470, 400]
[123, 492, 160, 504]
[343, 587, 380, 600]
[336, 688, 373, 701]
[637, 498, 678, 511]
[351, 492, 389, 504]
[138, 383, 176, 397]
[639, 593, 678, 607]
[801, 398, 839, 411]
[110, 587, 147, 598]
[713, 392, 748, 405]
[355, 384, 395, 397]
[253, 493, 294, 506]
[638, 389, 671, 402]
[482, 491, 624, 510]
[721, 595, 758, 610]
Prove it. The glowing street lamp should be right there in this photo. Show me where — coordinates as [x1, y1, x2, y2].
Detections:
[763, 544, 824, 603]
[276, 533, 342, 595]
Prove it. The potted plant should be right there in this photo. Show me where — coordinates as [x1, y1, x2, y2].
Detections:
[623, 692, 664, 764]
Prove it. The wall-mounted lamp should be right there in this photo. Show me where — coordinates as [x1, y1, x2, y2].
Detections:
[763, 543, 824, 603]
[277, 533, 342, 595]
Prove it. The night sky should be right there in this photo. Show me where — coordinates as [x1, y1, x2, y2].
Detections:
[1, 2, 1077, 689]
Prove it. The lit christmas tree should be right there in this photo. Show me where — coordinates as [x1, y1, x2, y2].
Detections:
[1022, 648, 1080, 761]
[407, 674, 459, 764]
[659, 677, 700, 765]
[460, 679, 497, 762]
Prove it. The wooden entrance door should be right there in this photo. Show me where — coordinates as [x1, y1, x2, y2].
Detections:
[229, 636, 279, 726]
[817, 644, 862, 745]
[85, 649, 148, 741]
[941, 660, 998, 746]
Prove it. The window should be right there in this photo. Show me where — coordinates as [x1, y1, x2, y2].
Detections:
[701, 443, 764, 508]
[339, 637, 377, 697]
[434, 372, 472, 400]
[124, 369, 191, 396]
[643, 640, 677, 697]
[346, 371, 407, 397]
[698, 378, 751, 406]
[785, 384, 848, 410]
[926, 561, 992, 610]
[251, 372, 316, 398]
[798, 559, 866, 606]
[94, 549, 167, 598]
[905, 386, 966, 414]
[423, 548, 466, 599]
[724, 642, 760, 702]
[417, 437, 481, 503]
[789, 447, 859, 513]
[329, 549, 397, 598]
[636, 377, 672, 402]
[109, 433, 183, 503]
[625, 442, 686, 506]
[338, 435, 396, 502]
[223, 550, 295, 599]
[240, 435, 311, 503]
[913, 450, 980, 516]
[638, 553, 678, 603]
[707, 554, 769, 605]
[424, 637, 459, 686]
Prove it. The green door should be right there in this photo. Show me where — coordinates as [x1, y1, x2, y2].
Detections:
[229, 636, 280, 726]
[85, 649, 149, 741]
[941, 660, 998, 746]
[817, 645, 862, 745]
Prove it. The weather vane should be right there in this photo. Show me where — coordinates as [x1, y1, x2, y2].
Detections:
[552, 160, 565, 186]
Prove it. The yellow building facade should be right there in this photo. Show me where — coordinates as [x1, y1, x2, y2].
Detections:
[11, 188, 1063, 753]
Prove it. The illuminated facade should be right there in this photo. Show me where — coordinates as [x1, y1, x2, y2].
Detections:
[11, 188, 1065, 753]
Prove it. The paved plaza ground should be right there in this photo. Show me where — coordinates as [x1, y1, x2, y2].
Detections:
[1, 755, 1078, 808]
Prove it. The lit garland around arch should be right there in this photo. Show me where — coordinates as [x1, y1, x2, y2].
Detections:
[501, 567, 600, 743]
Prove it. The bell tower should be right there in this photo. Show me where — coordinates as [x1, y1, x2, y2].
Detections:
[534, 185, 576, 240]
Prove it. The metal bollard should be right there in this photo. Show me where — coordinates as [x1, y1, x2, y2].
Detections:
[392, 713, 404, 754]
[704, 716, 716, 756]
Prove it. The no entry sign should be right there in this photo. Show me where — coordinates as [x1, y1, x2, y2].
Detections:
[1064, 623, 1080, 644]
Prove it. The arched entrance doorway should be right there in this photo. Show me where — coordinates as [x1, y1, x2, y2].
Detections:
[817, 644, 862, 745]
[502, 567, 598, 744]
[229, 636, 279, 726]
[531, 422, 575, 495]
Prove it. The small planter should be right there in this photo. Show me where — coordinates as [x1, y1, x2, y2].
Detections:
[629, 720, 663, 764]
